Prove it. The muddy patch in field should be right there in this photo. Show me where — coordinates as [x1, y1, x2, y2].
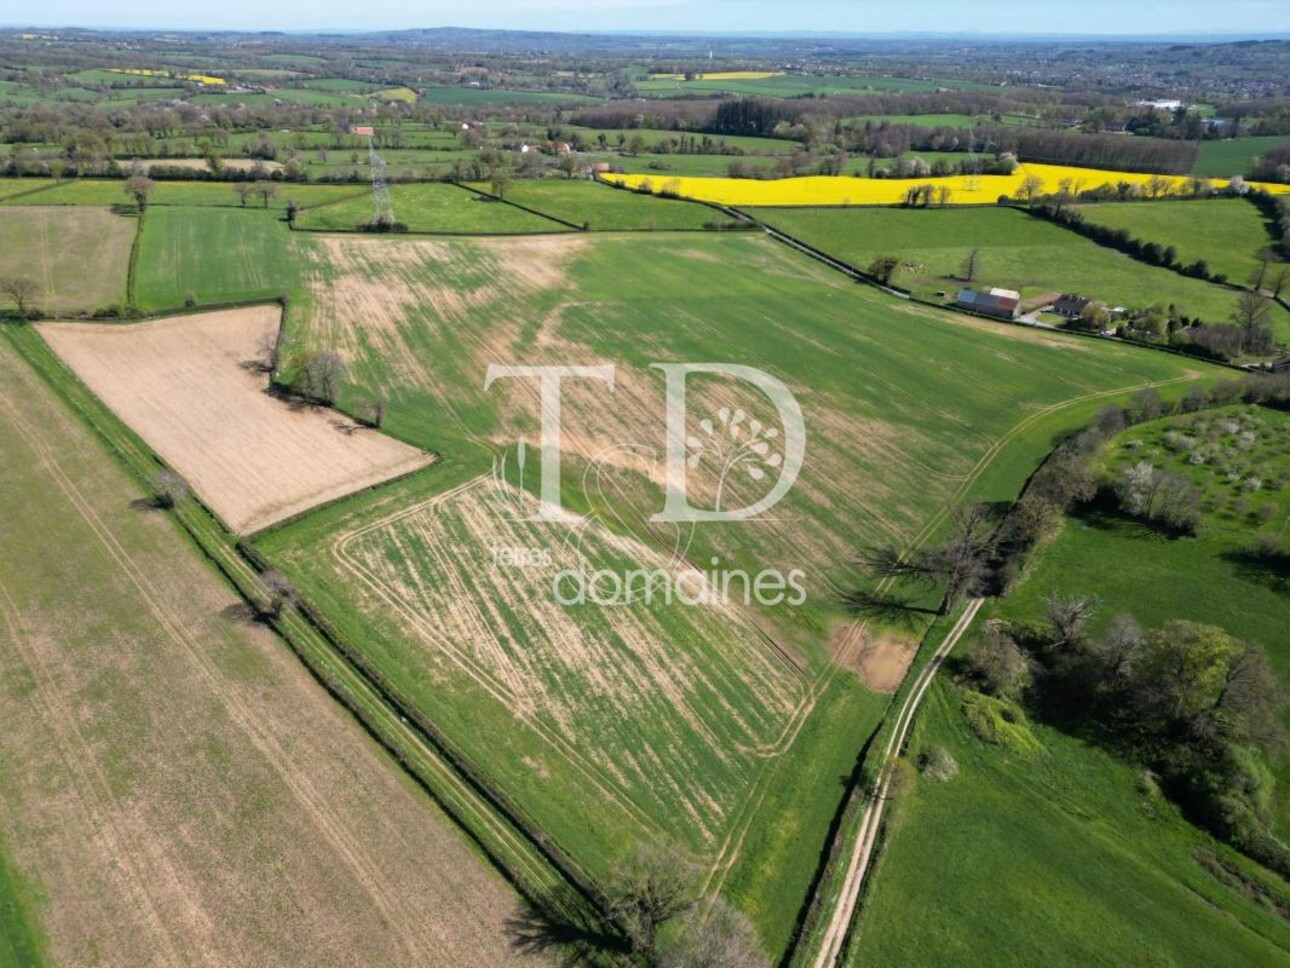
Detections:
[832, 625, 917, 693]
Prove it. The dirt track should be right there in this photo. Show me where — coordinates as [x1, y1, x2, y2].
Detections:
[41, 307, 433, 532]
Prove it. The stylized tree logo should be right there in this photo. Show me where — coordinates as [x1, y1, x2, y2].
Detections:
[685, 406, 785, 512]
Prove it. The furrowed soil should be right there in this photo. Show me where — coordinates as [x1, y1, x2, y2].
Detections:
[0, 337, 538, 967]
[40, 306, 433, 533]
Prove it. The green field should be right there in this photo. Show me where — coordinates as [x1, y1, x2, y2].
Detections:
[1076, 198, 1280, 285]
[752, 206, 1285, 330]
[846, 677, 1290, 967]
[567, 127, 795, 155]
[0, 177, 370, 212]
[636, 74, 992, 98]
[134, 207, 310, 311]
[0, 206, 133, 314]
[1000, 405, 1290, 828]
[854, 403, 1290, 965]
[294, 182, 572, 233]
[0, 832, 44, 968]
[475, 178, 717, 230]
[1194, 136, 1290, 178]
[853, 113, 978, 129]
[251, 229, 1215, 956]
[418, 84, 602, 105]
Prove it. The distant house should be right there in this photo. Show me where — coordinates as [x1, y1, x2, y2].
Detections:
[1272, 356, 1290, 374]
[1052, 293, 1094, 319]
[955, 287, 1021, 320]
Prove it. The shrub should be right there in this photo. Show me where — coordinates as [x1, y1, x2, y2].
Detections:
[917, 745, 960, 782]
[961, 691, 1042, 754]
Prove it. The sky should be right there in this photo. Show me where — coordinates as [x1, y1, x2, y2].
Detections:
[6, 0, 1290, 36]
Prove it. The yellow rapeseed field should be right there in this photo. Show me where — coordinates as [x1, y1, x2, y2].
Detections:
[599, 164, 1290, 207]
[369, 87, 418, 103]
[112, 68, 226, 86]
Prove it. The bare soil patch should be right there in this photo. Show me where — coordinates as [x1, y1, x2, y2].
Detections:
[142, 157, 283, 172]
[40, 307, 432, 533]
[832, 625, 917, 693]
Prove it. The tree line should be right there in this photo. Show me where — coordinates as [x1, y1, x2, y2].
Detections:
[943, 382, 1290, 879]
[996, 128, 1200, 175]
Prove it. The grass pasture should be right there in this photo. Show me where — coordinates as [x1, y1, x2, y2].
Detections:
[1000, 405, 1290, 833]
[846, 678, 1290, 967]
[0, 206, 133, 314]
[418, 84, 602, 105]
[753, 205, 1276, 326]
[0, 178, 56, 201]
[294, 182, 572, 234]
[0, 334, 534, 967]
[477, 178, 718, 230]
[1193, 136, 1290, 178]
[635, 74, 983, 98]
[260, 229, 1217, 955]
[1075, 198, 1280, 286]
[134, 206, 309, 310]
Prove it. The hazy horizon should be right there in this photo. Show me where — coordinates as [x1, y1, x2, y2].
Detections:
[5, 0, 1289, 38]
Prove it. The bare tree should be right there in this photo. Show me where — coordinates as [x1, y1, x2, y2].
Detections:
[1269, 265, 1289, 301]
[1044, 592, 1099, 650]
[360, 397, 386, 428]
[254, 180, 279, 208]
[1091, 614, 1145, 684]
[925, 503, 995, 614]
[959, 247, 981, 282]
[860, 503, 994, 615]
[606, 840, 698, 959]
[1249, 248, 1276, 292]
[964, 619, 1032, 698]
[257, 570, 298, 619]
[0, 276, 39, 318]
[233, 182, 252, 207]
[149, 469, 189, 509]
[1231, 290, 1273, 354]
[297, 349, 348, 404]
[663, 899, 767, 968]
[124, 173, 156, 211]
[255, 329, 281, 373]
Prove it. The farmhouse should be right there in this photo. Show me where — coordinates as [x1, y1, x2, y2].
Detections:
[1052, 293, 1100, 319]
[955, 287, 1021, 320]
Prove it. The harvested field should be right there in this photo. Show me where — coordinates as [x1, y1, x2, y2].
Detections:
[0, 206, 133, 313]
[40, 306, 432, 533]
[0, 336, 534, 967]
